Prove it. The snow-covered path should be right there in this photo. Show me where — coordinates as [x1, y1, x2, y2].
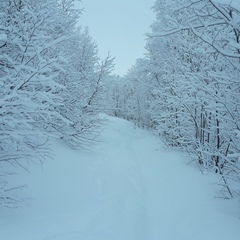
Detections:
[1, 116, 240, 240]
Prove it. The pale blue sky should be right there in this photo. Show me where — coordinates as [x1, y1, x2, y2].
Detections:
[76, 0, 156, 76]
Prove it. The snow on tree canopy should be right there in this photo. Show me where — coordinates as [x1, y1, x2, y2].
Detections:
[0, 33, 7, 47]
[0, 33, 7, 41]
[213, 0, 240, 11]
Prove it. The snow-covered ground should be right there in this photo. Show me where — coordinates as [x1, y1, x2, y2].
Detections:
[1, 115, 240, 240]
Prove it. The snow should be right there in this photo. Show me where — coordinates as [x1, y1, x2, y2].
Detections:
[0, 33, 7, 44]
[1, 115, 240, 240]
[213, 0, 240, 12]
[0, 33, 6, 39]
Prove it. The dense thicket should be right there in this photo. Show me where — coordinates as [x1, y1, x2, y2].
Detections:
[0, 0, 113, 207]
[110, 0, 240, 198]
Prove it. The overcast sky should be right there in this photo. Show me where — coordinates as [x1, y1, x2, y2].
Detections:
[76, 0, 156, 76]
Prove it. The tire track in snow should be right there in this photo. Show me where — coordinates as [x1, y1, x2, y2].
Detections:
[82, 118, 147, 240]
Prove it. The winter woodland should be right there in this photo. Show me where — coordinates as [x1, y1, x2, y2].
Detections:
[109, 0, 240, 199]
[0, 0, 114, 206]
[1, 0, 240, 208]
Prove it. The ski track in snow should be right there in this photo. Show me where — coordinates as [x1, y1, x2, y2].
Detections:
[1, 115, 240, 240]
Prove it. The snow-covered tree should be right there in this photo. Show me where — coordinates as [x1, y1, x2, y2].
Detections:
[0, 0, 114, 207]
[113, 0, 240, 198]
[146, 0, 240, 198]
[57, 27, 115, 149]
[109, 58, 152, 128]
[0, 0, 74, 206]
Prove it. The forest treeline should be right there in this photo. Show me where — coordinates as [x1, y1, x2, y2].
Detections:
[109, 0, 240, 199]
[0, 0, 114, 207]
[1, 0, 240, 206]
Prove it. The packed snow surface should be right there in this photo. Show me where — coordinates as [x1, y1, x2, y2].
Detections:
[1, 115, 240, 240]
